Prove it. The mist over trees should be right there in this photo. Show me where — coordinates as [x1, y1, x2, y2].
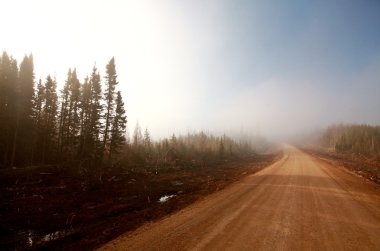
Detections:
[0, 51, 257, 170]
[123, 127, 254, 168]
[0, 51, 126, 168]
[321, 124, 380, 157]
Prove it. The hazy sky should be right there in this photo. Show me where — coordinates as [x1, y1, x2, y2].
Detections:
[2, 0, 380, 140]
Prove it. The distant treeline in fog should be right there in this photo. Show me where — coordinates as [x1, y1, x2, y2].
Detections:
[0, 51, 255, 169]
[124, 127, 253, 167]
[0, 51, 126, 168]
[321, 124, 380, 157]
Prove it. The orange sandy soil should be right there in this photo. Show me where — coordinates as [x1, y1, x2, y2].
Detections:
[301, 147, 380, 185]
[98, 146, 380, 251]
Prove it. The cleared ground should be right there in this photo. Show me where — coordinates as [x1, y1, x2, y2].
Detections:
[0, 154, 276, 250]
[100, 146, 380, 251]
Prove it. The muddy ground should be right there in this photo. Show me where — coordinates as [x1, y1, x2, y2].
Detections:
[0, 154, 279, 251]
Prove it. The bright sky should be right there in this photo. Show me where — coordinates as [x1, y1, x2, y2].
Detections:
[2, 0, 380, 140]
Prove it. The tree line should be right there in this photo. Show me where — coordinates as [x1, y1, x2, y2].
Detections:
[321, 124, 380, 157]
[0, 51, 126, 168]
[124, 124, 254, 167]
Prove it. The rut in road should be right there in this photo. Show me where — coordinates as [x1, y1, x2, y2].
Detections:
[99, 146, 380, 251]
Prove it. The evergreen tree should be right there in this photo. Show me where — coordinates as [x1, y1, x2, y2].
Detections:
[32, 78, 45, 164]
[219, 137, 225, 157]
[109, 91, 126, 161]
[89, 67, 103, 161]
[144, 128, 152, 150]
[0, 52, 129, 167]
[170, 133, 177, 146]
[57, 69, 72, 157]
[0, 52, 19, 167]
[67, 69, 81, 158]
[78, 67, 103, 163]
[78, 76, 91, 158]
[102, 57, 118, 159]
[57, 69, 81, 160]
[143, 128, 152, 160]
[13, 54, 35, 166]
[41, 75, 58, 163]
[18, 54, 34, 120]
[133, 122, 143, 149]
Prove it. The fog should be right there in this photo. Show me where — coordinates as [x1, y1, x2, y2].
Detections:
[210, 59, 380, 141]
[2, 0, 380, 142]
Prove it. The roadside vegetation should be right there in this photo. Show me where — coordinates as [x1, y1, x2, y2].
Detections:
[321, 124, 380, 158]
[0, 50, 257, 170]
[303, 124, 380, 186]
[0, 51, 276, 250]
[124, 127, 254, 167]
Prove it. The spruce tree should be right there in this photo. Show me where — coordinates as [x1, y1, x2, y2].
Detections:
[32, 79, 45, 164]
[0, 53, 131, 167]
[58, 69, 72, 157]
[0, 52, 19, 167]
[67, 69, 81, 158]
[14, 54, 35, 166]
[144, 128, 152, 150]
[57, 69, 81, 160]
[41, 75, 58, 163]
[103, 57, 118, 161]
[109, 91, 126, 161]
[133, 122, 143, 150]
[143, 128, 152, 160]
[89, 66, 103, 161]
[18, 54, 34, 120]
[78, 76, 91, 158]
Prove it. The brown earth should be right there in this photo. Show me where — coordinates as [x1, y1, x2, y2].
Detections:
[302, 147, 380, 185]
[0, 153, 277, 250]
[99, 146, 380, 251]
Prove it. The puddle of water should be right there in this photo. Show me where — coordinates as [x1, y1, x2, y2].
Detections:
[19, 228, 74, 249]
[170, 180, 184, 186]
[158, 194, 176, 203]
[42, 230, 65, 242]
[27, 230, 33, 247]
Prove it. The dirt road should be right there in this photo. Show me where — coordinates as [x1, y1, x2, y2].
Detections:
[99, 146, 380, 251]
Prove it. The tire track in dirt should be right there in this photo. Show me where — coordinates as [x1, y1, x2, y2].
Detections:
[99, 146, 380, 251]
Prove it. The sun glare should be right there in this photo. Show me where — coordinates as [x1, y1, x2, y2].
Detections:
[1, 0, 200, 137]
